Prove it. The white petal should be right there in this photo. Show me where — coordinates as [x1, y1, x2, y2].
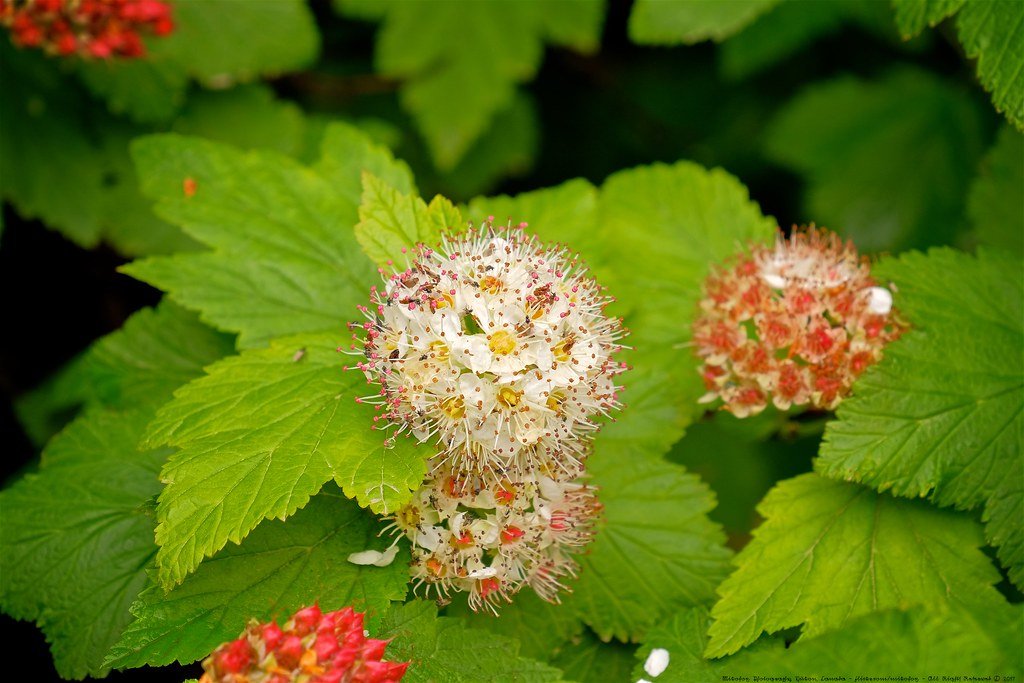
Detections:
[763, 272, 787, 289]
[538, 476, 562, 501]
[644, 648, 670, 677]
[866, 286, 893, 315]
[416, 526, 443, 551]
[467, 566, 498, 579]
[454, 335, 492, 373]
[347, 546, 399, 567]
[372, 545, 400, 566]
[347, 550, 382, 565]
[437, 310, 460, 337]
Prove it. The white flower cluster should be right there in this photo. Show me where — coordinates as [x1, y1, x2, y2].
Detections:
[352, 221, 625, 612]
[385, 472, 601, 612]
[354, 223, 624, 478]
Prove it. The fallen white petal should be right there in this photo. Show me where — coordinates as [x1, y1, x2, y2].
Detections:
[644, 648, 670, 677]
[347, 550, 382, 566]
[373, 545, 400, 567]
[347, 545, 399, 567]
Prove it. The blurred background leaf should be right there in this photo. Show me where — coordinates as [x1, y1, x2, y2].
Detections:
[892, 0, 1024, 131]
[628, 0, 780, 44]
[719, 0, 904, 80]
[968, 125, 1024, 255]
[335, 0, 602, 170]
[76, 0, 320, 122]
[764, 68, 988, 251]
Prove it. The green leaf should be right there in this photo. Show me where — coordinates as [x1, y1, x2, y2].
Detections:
[635, 604, 1022, 682]
[372, 601, 565, 682]
[15, 301, 233, 445]
[84, 301, 236, 410]
[891, 0, 965, 36]
[0, 43, 106, 247]
[765, 68, 986, 251]
[552, 628, 637, 683]
[704, 473, 1006, 658]
[818, 248, 1024, 586]
[105, 490, 407, 669]
[355, 173, 464, 267]
[94, 123, 202, 258]
[124, 126, 410, 347]
[667, 413, 821, 538]
[629, 0, 780, 44]
[955, 1, 1024, 131]
[313, 122, 416, 206]
[340, 0, 603, 169]
[0, 409, 166, 679]
[76, 59, 186, 127]
[99, 84, 339, 258]
[570, 452, 732, 642]
[172, 84, 311, 159]
[466, 177, 600, 254]
[969, 126, 1024, 255]
[446, 591, 584, 662]
[0, 41, 327, 258]
[145, 334, 427, 587]
[77, 0, 319, 123]
[594, 161, 776, 459]
[14, 353, 93, 448]
[417, 92, 539, 200]
[892, 0, 1024, 130]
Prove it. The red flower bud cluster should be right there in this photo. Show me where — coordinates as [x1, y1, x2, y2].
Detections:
[694, 228, 904, 416]
[200, 605, 409, 683]
[0, 0, 173, 59]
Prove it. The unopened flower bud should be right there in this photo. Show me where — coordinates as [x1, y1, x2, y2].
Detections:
[694, 227, 904, 415]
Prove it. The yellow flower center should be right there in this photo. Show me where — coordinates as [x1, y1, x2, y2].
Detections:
[546, 390, 567, 414]
[398, 504, 421, 528]
[497, 386, 522, 409]
[426, 557, 446, 577]
[552, 334, 576, 363]
[441, 396, 466, 419]
[479, 275, 504, 294]
[429, 340, 449, 361]
[489, 330, 517, 355]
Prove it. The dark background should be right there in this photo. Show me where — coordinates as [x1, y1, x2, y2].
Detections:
[0, 0, 976, 679]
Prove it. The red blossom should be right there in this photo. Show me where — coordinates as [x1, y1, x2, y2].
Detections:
[200, 605, 408, 683]
[1, 0, 173, 60]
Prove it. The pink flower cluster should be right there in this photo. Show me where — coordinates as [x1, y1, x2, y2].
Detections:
[694, 228, 904, 416]
[1, 0, 173, 59]
[199, 605, 408, 683]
